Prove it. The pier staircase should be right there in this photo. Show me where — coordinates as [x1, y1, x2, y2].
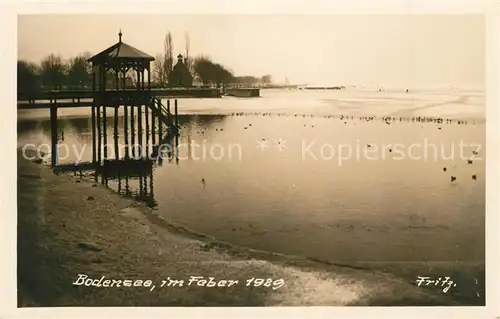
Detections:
[149, 96, 176, 129]
[148, 96, 180, 160]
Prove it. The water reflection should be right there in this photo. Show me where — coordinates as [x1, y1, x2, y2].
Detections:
[53, 158, 160, 208]
[108, 161, 158, 208]
[17, 107, 485, 263]
[21, 114, 220, 208]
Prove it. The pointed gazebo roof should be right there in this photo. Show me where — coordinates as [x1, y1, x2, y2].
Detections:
[88, 30, 154, 65]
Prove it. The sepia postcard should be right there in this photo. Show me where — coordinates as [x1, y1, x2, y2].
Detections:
[1, 1, 499, 318]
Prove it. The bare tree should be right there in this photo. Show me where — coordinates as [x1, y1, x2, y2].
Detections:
[164, 31, 174, 86]
[40, 54, 66, 90]
[67, 52, 92, 89]
[184, 31, 194, 74]
[185, 31, 190, 60]
[153, 53, 166, 86]
[260, 74, 272, 86]
[151, 32, 174, 87]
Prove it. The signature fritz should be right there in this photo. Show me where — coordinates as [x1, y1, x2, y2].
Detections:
[415, 276, 457, 293]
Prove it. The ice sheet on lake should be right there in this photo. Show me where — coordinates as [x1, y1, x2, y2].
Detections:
[176, 88, 485, 120]
[17, 88, 485, 121]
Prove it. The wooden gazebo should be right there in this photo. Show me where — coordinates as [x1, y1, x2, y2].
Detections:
[87, 30, 154, 93]
[87, 31, 176, 166]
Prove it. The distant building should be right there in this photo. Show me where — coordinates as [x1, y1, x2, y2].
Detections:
[168, 54, 193, 87]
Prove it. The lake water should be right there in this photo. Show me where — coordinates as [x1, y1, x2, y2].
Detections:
[17, 88, 485, 264]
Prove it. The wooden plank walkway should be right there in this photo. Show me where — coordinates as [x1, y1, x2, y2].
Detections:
[17, 88, 221, 109]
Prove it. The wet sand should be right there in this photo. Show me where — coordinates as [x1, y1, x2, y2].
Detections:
[17, 149, 474, 307]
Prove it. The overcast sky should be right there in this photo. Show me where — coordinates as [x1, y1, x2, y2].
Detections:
[18, 14, 484, 88]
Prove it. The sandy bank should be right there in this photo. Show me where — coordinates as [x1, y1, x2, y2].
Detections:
[17, 151, 460, 306]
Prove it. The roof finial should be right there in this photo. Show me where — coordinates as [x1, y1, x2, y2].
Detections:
[118, 29, 123, 43]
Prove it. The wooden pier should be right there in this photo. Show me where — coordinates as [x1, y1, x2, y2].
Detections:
[17, 87, 221, 109]
[22, 31, 182, 172]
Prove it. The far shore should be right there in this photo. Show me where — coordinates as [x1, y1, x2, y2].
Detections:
[17, 149, 482, 306]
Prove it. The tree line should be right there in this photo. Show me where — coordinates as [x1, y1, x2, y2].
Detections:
[18, 53, 92, 94]
[17, 31, 273, 95]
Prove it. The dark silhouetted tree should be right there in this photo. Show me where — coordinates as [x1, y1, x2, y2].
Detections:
[261, 74, 272, 86]
[193, 56, 213, 86]
[40, 54, 66, 90]
[17, 60, 40, 97]
[233, 76, 260, 85]
[67, 52, 91, 89]
[193, 56, 234, 88]
[213, 63, 234, 88]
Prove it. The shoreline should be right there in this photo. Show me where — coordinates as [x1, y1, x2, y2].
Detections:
[17, 150, 482, 306]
